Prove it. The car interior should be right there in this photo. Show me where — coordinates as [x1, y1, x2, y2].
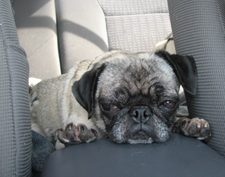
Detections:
[0, 0, 225, 176]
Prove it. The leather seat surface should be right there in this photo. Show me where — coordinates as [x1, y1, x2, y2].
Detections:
[42, 134, 225, 177]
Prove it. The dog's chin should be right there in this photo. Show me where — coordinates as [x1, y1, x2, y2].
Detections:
[109, 127, 171, 144]
[127, 131, 154, 144]
[109, 131, 154, 144]
[107, 113, 171, 144]
[109, 130, 153, 144]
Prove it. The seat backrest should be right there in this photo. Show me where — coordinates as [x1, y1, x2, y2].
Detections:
[14, 0, 61, 79]
[14, 0, 171, 76]
[57, 0, 171, 73]
[0, 0, 31, 176]
[168, 0, 225, 157]
[98, 0, 171, 52]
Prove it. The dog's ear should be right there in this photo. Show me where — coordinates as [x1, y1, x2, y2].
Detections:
[155, 50, 198, 95]
[72, 63, 106, 119]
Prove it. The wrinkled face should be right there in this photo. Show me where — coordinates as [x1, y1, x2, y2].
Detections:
[94, 52, 180, 144]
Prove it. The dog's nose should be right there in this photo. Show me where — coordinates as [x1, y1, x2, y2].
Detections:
[129, 106, 151, 124]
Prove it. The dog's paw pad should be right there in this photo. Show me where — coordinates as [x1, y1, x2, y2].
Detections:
[55, 123, 98, 146]
[186, 118, 211, 141]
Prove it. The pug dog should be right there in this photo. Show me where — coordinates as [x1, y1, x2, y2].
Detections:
[29, 50, 211, 149]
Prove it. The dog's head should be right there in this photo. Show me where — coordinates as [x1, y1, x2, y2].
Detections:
[72, 50, 197, 144]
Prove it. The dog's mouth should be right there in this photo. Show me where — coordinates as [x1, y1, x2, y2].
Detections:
[127, 130, 153, 144]
[107, 112, 171, 144]
[109, 129, 153, 144]
[109, 122, 170, 144]
[130, 130, 149, 139]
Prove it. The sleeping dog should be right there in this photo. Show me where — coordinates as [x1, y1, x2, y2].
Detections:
[29, 50, 211, 149]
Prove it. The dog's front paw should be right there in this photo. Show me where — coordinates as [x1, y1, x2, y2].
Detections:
[55, 123, 98, 146]
[173, 117, 211, 141]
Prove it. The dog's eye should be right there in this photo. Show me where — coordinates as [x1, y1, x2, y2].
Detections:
[162, 100, 176, 109]
[100, 103, 117, 112]
[101, 103, 111, 111]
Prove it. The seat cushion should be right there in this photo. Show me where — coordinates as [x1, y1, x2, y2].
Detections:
[42, 134, 225, 177]
[168, 0, 225, 157]
[0, 1, 31, 176]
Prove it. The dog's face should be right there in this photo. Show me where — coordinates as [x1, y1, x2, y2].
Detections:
[72, 50, 197, 144]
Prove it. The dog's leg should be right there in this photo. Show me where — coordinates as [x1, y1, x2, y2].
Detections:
[55, 123, 98, 147]
[172, 117, 211, 141]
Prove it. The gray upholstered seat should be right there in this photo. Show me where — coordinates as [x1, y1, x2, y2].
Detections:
[0, 0, 31, 176]
[14, 0, 172, 76]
